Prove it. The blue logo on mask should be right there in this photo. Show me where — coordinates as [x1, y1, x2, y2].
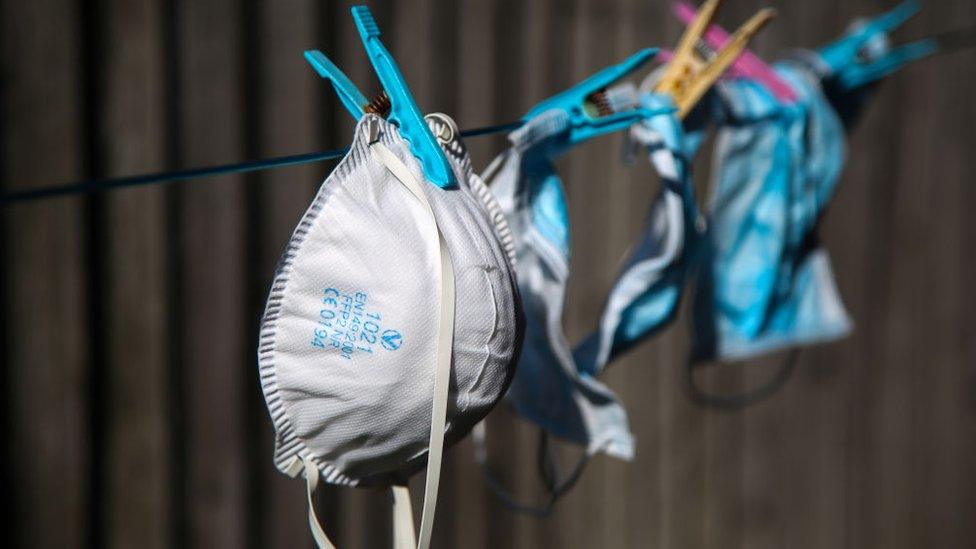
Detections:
[310, 287, 402, 359]
[381, 330, 403, 351]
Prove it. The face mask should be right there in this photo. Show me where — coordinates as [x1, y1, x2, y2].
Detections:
[690, 63, 853, 365]
[259, 8, 522, 548]
[481, 49, 667, 464]
[690, 1, 938, 368]
[574, 91, 705, 372]
[484, 111, 636, 461]
[262, 114, 521, 480]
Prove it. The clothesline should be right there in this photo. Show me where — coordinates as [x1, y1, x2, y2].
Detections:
[0, 120, 524, 205]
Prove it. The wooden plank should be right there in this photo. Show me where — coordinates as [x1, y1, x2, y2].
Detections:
[559, 1, 628, 548]
[392, 1, 440, 545]
[806, 7, 866, 548]
[2, 2, 976, 549]
[870, 83, 930, 549]
[835, 0, 917, 544]
[552, 0, 595, 545]
[804, 3, 866, 535]
[442, 2, 503, 549]
[298, 2, 352, 546]
[822, 2, 898, 546]
[896, 2, 976, 546]
[930, 5, 976, 546]
[457, 0, 500, 168]
[646, 22, 707, 544]
[600, 0, 656, 547]
[245, 0, 321, 547]
[606, 4, 683, 547]
[473, 2, 547, 548]
[734, 3, 853, 549]
[691, 2, 767, 548]
[519, 1, 606, 547]
[0, 1, 91, 547]
[423, 1, 464, 547]
[172, 0, 247, 546]
[942, 5, 976, 547]
[304, 2, 393, 547]
[95, 1, 172, 548]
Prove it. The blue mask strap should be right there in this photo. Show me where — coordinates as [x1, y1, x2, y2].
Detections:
[351, 5, 455, 188]
[304, 50, 368, 120]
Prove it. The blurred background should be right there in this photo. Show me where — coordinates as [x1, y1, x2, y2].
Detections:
[1, 0, 975, 547]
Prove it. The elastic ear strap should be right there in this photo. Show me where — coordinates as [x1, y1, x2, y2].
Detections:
[391, 486, 416, 549]
[685, 349, 800, 410]
[371, 140, 456, 549]
[472, 422, 555, 518]
[296, 456, 337, 549]
[589, 124, 686, 366]
[471, 422, 590, 518]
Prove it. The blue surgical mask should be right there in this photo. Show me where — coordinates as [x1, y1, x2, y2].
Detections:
[574, 92, 705, 372]
[480, 49, 670, 462]
[484, 110, 637, 461]
[691, 1, 937, 366]
[690, 62, 853, 363]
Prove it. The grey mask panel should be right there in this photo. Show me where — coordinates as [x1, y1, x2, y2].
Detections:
[259, 114, 522, 486]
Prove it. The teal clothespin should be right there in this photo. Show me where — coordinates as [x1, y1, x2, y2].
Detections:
[522, 48, 672, 146]
[836, 38, 937, 90]
[351, 5, 455, 188]
[304, 50, 368, 120]
[818, 1, 937, 91]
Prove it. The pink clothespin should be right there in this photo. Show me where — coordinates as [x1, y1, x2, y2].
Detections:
[663, 1, 798, 103]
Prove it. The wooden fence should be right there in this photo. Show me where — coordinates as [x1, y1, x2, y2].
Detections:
[1, 0, 974, 547]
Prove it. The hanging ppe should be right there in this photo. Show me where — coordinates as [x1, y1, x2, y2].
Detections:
[571, 0, 775, 373]
[481, 49, 671, 463]
[574, 90, 705, 372]
[261, 115, 521, 483]
[689, 63, 852, 364]
[484, 108, 638, 460]
[691, 1, 937, 365]
[258, 7, 522, 549]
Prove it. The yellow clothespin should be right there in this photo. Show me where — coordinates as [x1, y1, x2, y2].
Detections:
[655, 0, 776, 118]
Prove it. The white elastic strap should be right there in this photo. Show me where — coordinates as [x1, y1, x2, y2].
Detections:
[372, 141, 456, 549]
[472, 421, 488, 464]
[293, 455, 337, 549]
[391, 485, 416, 549]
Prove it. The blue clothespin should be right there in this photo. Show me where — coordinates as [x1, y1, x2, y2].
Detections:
[304, 50, 368, 120]
[521, 48, 672, 146]
[351, 5, 455, 188]
[817, 1, 937, 91]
